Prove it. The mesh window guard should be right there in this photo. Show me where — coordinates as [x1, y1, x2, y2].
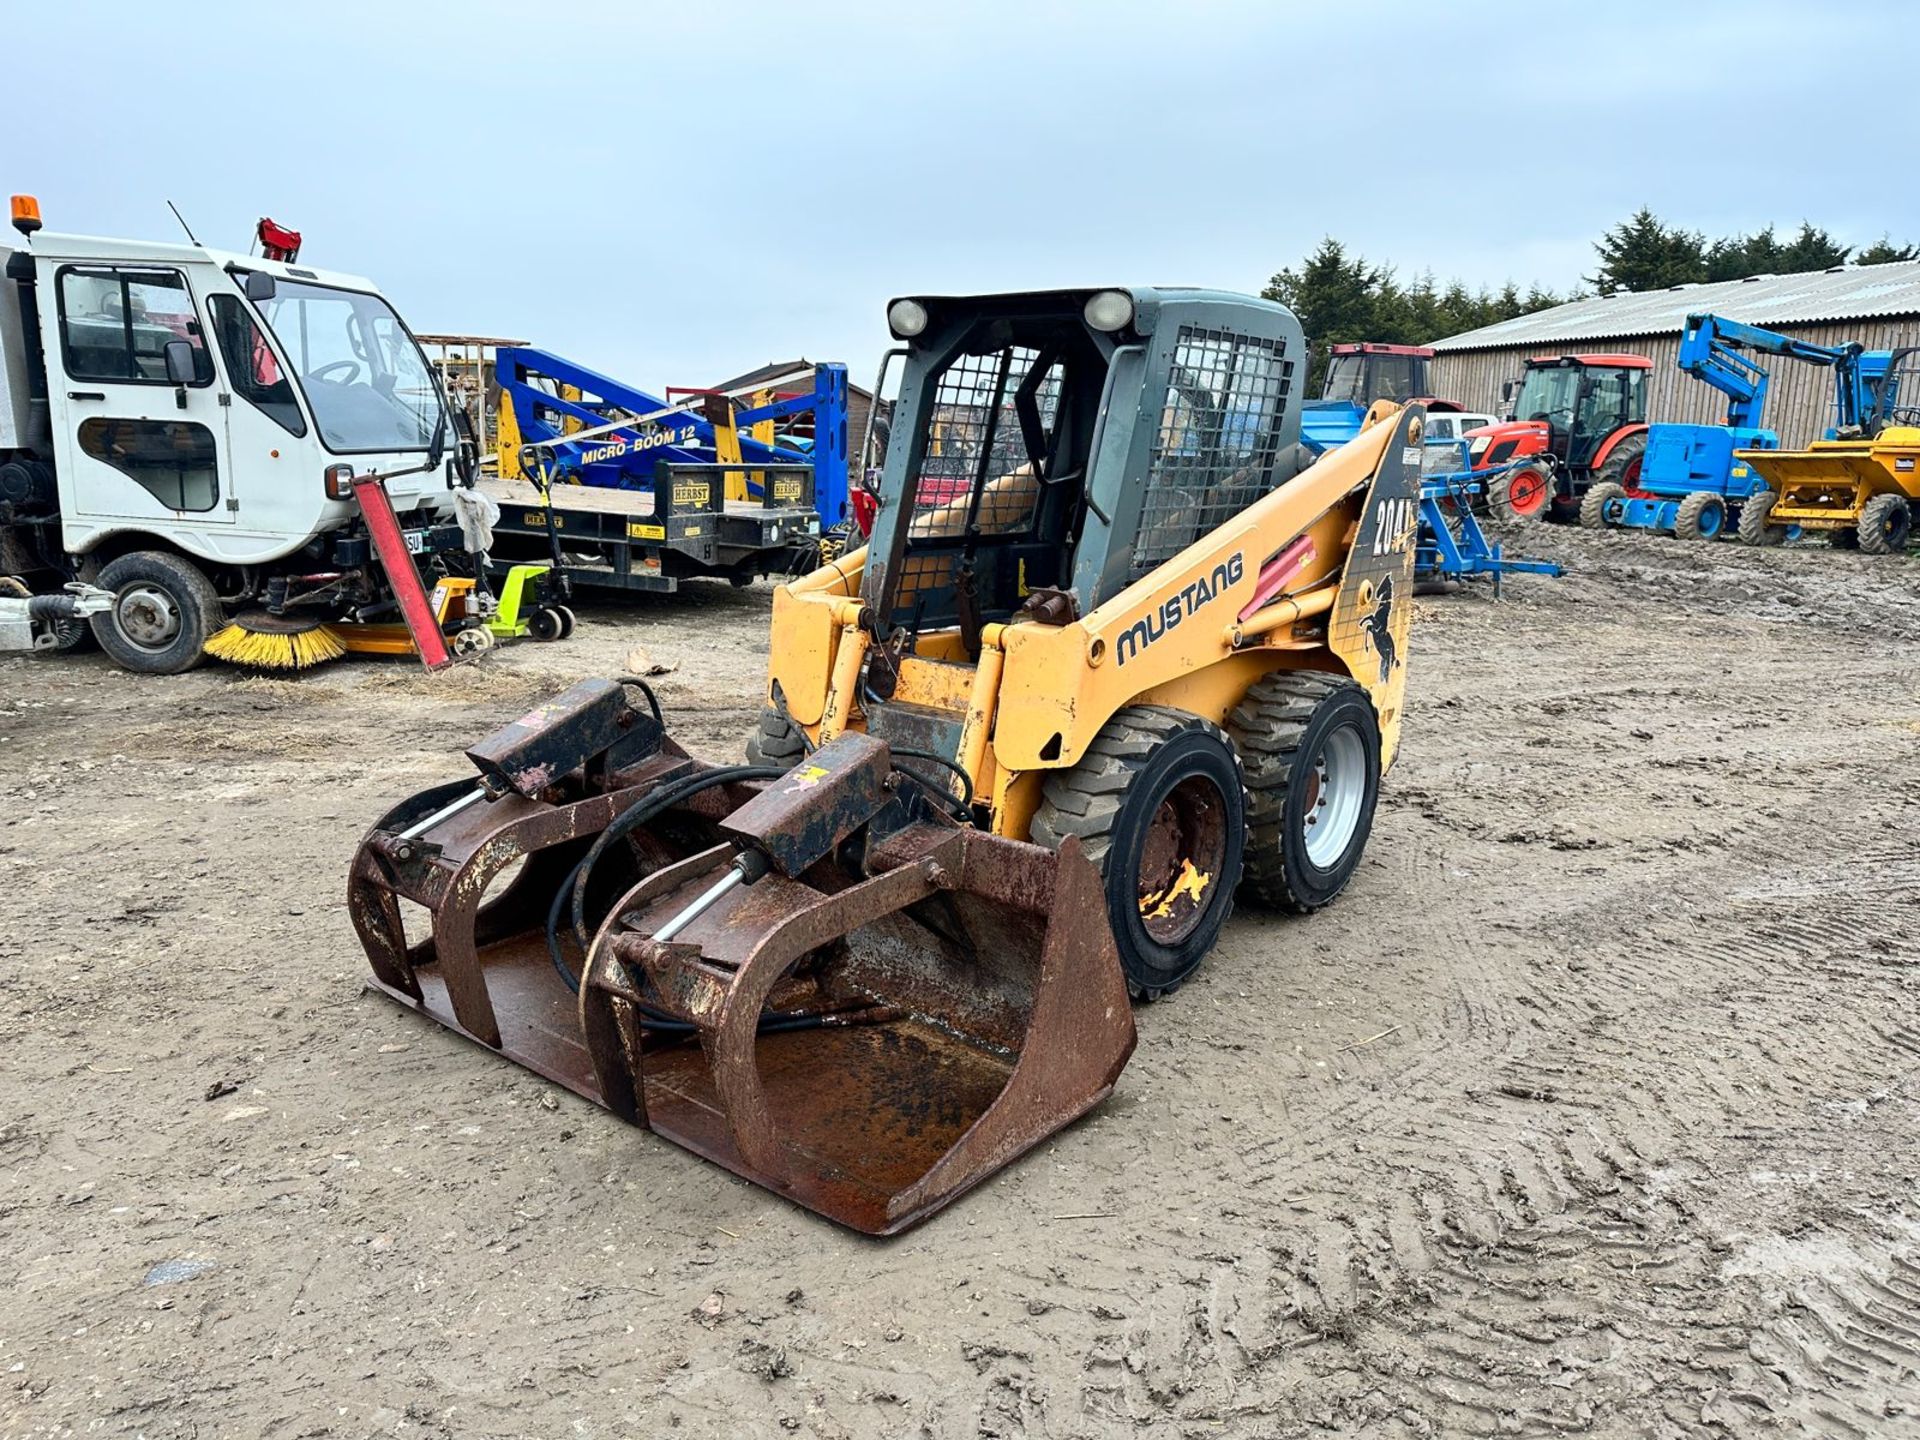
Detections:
[1134, 326, 1292, 576]
[891, 345, 1063, 618]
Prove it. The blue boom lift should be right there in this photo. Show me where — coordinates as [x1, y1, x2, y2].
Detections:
[1580, 313, 1889, 541]
[483, 348, 850, 592]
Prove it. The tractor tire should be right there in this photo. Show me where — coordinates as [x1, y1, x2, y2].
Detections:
[743, 707, 806, 768]
[1856, 494, 1913, 554]
[1227, 671, 1381, 914]
[1579, 482, 1626, 529]
[1737, 488, 1789, 547]
[1592, 431, 1647, 493]
[1028, 707, 1245, 1001]
[90, 551, 223, 675]
[1674, 491, 1728, 542]
[1491, 463, 1553, 523]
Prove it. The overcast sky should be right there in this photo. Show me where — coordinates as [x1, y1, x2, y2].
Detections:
[15, 1, 1917, 390]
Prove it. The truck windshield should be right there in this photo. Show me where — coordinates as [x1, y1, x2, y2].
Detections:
[253, 279, 443, 453]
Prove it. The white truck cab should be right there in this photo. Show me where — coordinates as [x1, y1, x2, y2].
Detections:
[1, 199, 463, 671]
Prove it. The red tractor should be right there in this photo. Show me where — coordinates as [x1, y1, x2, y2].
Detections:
[1464, 354, 1650, 521]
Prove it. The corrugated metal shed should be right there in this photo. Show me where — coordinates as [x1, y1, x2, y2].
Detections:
[1434, 260, 1920, 353]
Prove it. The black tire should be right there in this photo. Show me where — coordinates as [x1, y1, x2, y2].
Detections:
[1674, 491, 1727, 543]
[90, 551, 222, 675]
[1591, 431, 1646, 492]
[1737, 488, 1789, 547]
[743, 707, 806, 767]
[1490, 462, 1553, 523]
[1227, 671, 1382, 913]
[1028, 707, 1245, 1000]
[1579, 481, 1626, 529]
[526, 606, 565, 641]
[1856, 494, 1912, 555]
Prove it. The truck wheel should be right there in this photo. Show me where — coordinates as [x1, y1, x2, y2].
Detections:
[1856, 494, 1913, 554]
[1228, 671, 1381, 914]
[1736, 488, 1789, 546]
[90, 551, 222, 675]
[744, 707, 806, 767]
[1579, 482, 1626, 529]
[1674, 492, 1727, 542]
[1492, 463, 1552, 522]
[1029, 707, 1245, 1001]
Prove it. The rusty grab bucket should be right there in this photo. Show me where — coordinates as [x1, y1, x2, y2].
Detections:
[347, 679, 1135, 1235]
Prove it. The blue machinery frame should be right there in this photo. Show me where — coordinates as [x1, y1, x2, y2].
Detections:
[1601, 315, 1893, 537]
[486, 348, 852, 593]
[495, 347, 850, 526]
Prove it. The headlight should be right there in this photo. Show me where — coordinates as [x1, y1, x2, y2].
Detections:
[1083, 290, 1134, 332]
[887, 299, 929, 338]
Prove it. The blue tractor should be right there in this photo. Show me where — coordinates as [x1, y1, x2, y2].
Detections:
[1581, 313, 1890, 541]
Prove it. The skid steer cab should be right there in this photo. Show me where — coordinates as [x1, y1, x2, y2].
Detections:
[348, 287, 1424, 1235]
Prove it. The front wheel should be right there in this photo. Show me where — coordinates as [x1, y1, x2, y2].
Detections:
[1674, 491, 1727, 542]
[1856, 494, 1913, 554]
[1492, 463, 1553, 523]
[1737, 488, 1790, 547]
[526, 606, 566, 641]
[1228, 671, 1381, 913]
[90, 551, 223, 675]
[1029, 708, 1245, 1000]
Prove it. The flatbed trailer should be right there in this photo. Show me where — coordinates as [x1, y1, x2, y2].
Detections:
[482, 460, 822, 594]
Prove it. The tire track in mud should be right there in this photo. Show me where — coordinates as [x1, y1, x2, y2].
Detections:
[1072, 605, 1920, 1436]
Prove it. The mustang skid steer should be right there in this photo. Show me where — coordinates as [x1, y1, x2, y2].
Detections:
[349, 287, 1422, 1234]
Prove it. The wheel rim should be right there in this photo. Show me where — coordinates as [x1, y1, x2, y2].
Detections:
[1135, 773, 1229, 946]
[116, 584, 182, 651]
[1699, 503, 1723, 538]
[1302, 724, 1368, 869]
[1508, 469, 1548, 517]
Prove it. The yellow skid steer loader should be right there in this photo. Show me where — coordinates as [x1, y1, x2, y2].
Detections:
[348, 287, 1423, 1234]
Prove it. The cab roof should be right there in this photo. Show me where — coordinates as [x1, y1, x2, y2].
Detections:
[15, 229, 385, 296]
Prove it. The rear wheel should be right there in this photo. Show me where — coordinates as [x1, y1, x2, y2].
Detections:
[1674, 492, 1727, 542]
[1029, 707, 1245, 1000]
[744, 706, 806, 767]
[1593, 432, 1646, 493]
[1857, 494, 1913, 554]
[1579, 481, 1626, 529]
[1491, 463, 1552, 523]
[90, 551, 222, 675]
[1737, 488, 1789, 547]
[1228, 672, 1381, 913]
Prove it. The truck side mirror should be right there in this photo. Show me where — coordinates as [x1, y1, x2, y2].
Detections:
[244, 271, 276, 303]
[163, 339, 197, 408]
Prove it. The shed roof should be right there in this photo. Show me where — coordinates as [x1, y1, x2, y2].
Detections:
[1433, 260, 1920, 353]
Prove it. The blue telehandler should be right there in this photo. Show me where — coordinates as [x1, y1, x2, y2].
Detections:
[1581, 313, 1890, 541]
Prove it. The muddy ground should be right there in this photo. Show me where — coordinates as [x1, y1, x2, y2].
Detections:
[2, 525, 1918, 1439]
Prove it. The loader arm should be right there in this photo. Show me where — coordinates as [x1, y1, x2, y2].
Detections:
[993, 406, 1423, 772]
